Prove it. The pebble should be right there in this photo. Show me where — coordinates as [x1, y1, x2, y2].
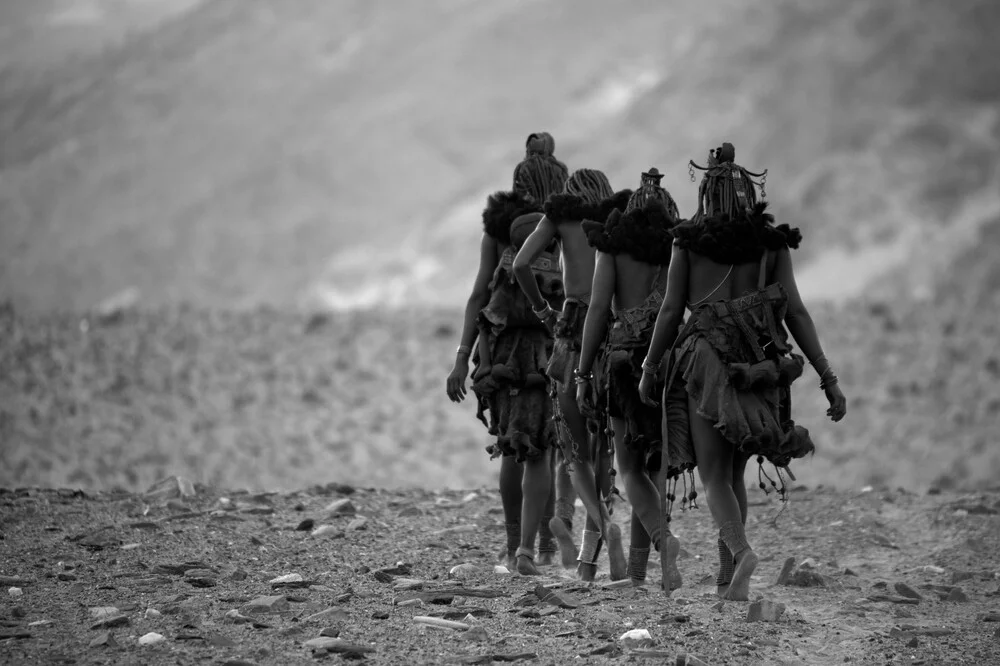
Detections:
[747, 599, 786, 623]
[346, 517, 368, 531]
[243, 595, 289, 614]
[90, 606, 120, 619]
[946, 588, 969, 603]
[269, 573, 304, 584]
[326, 499, 356, 516]
[145, 609, 162, 619]
[449, 563, 479, 578]
[894, 582, 922, 600]
[7, 587, 22, 598]
[619, 628, 654, 649]
[493, 565, 511, 575]
[138, 632, 166, 646]
[311, 525, 343, 538]
[89, 631, 118, 648]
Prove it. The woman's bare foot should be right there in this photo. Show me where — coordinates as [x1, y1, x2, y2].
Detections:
[716, 583, 730, 598]
[547, 517, 578, 569]
[723, 549, 759, 601]
[660, 534, 683, 593]
[577, 561, 597, 581]
[605, 523, 627, 581]
[516, 553, 540, 576]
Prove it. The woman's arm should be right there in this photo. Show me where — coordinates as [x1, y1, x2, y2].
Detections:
[643, 244, 690, 368]
[774, 247, 847, 421]
[512, 216, 559, 312]
[577, 251, 616, 376]
[773, 248, 830, 375]
[446, 233, 499, 402]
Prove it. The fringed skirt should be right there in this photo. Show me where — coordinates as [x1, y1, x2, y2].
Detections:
[662, 294, 816, 476]
[473, 327, 557, 462]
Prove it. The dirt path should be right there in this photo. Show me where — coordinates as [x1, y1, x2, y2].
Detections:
[1, 481, 997, 665]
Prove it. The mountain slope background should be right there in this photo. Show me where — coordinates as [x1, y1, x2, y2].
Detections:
[1, 0, 999, 493]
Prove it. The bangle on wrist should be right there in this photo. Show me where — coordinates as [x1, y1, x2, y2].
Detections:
[456, 345, 472, 357]
[641, 357, 659, 375]
[573, 368, 593, 384]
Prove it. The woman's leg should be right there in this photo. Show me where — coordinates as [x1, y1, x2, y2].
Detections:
[499, 455, 524, 570]
[688, 395, 758, 601]
[547, 450, 579, 569]
[716, 450, 750, 595]
[516, 449, 553, 575]
[556, 388, 625, 581]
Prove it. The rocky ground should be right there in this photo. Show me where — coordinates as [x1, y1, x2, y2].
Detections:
[1, 478, 998, 665]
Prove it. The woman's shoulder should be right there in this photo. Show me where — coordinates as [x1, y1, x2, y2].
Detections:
[672, 202, 802, 265]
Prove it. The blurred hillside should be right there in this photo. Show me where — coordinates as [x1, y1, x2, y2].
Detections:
[1, 0, 998, 311]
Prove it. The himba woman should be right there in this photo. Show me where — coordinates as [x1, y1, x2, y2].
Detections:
[445, 133, 575, 575]
[574, 168, 685, 591]
[638, 143, 848, 600]
[513, 168, 632, 581]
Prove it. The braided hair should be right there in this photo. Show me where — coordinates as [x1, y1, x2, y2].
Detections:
[624, 167, 680, 219]
[563, 168, 614, 204]
[512, 132, 569, 203]
[688, 142, 767, 220]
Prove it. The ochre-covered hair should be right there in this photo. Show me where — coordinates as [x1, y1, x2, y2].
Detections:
[688, 143, 767, 220]
[624, 167, 680, 220]
[563, 168, 614, 204]
[512, 132, 569, 203]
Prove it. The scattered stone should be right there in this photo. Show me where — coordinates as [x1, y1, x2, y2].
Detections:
[325, 499, 356, 516]
[346, 517, 368, 531]
[867, 594, 919, 605]
[0, 577, 33, 586]
[230, 569, 249, 581]
[304, 636, 376, 656]
[450, 564, 480, 578]
[207, 635, 238, 648]
[89, 631, 118, 648]
[787, 561, 825, 587]
[304, 607, 349, 623]
[295, 519, 315, 531]
[946, 588, 969, 602]
[8, 587, 22, 598]
[398, 506, 423, 518]
[413, 616, 469, 631]
[463, 626, 490, 642]
[461, 492, 478, 503]
[145, 476, 196, 502]
[534, 585, 579, 609]
[27, 620, 52, 627]
[844, 568, 858, 576]
[57, 573, 77, 581]
[269, 573, 304, 585]
[243, 596, 289, 615]
[89, 606, 120, 619]
[746, 599, 786, 623]
[320, 626, 341, 637]
[138, 632, 166, 646]
[951, 571, 975, 584]
[310, 525, 344, 538]
[775, 557, 797, 585]
[906, 637, 919, 648]
[393, 578, 425, 591]
[494, 565, 511, 575]
[94, 287, 140, 324]
[145, 609, 162, 619]
[397, 598, 424, 608]
[223, 610, 252, 624]
[894, 608, 915, 619]
[90, 614, 130, 630]
[619, 628, 654, 649]
[894, 582, 922, 600]
[372, 611, 390, 620]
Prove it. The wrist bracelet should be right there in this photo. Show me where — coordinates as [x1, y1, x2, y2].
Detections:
[819, 374, 839, 390]
[573, 368, 593, 384]
[456, 345, 472, 357]
[533, 303, 553, 320]
[641, 358, 659, 375]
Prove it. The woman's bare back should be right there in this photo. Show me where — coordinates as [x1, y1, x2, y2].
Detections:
[685, 251, 779, 308]
[613, 254, 665, 311]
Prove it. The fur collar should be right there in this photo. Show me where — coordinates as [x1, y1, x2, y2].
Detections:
[542, 189, 632, 225]
[482, 190, 543, 244]
[583, 201, 676, 265]
[671, 202, 802, 264]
